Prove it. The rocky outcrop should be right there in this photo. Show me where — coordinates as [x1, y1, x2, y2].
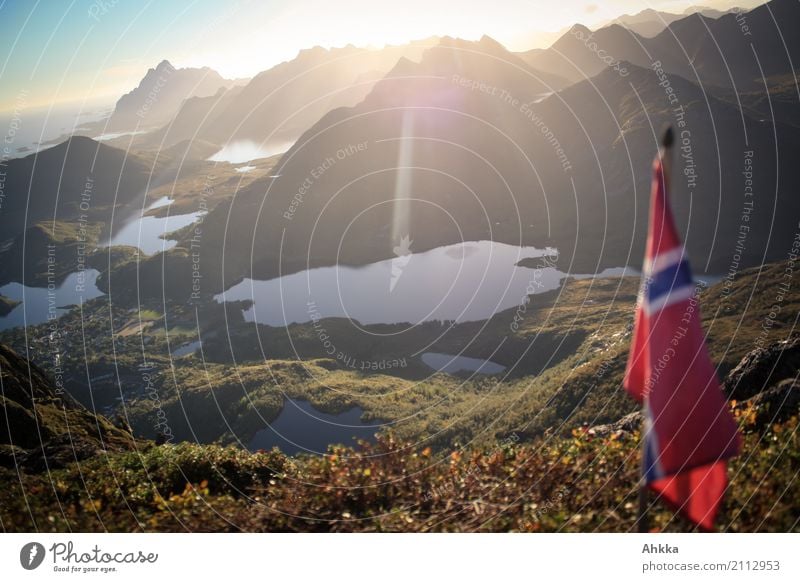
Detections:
[0, 343, 136, 470]
[590, 338, 800, 436]
[724, 337, 800, 400]
[588, 411, 643, 438]
[734, 379, 800, 429]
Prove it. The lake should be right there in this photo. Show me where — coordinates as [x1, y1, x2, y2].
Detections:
[215, 241, 564, 326]
[249, 398, 380, 455]
[172, 340, 202, 357]
[95, 130, 148, 141]
[147, 196, 174, 209]
[0, 269, 105, 331]
[0, 192, 203, 331]
[103, 200, 205, 255]
[208, 139, 292, 164]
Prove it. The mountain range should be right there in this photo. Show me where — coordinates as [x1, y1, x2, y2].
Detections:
[113, 20, 797, 302]
[125, 40, 444, 154]
[606, 6, 740, 37]
[606, 8, 688, 37]
[1, 0, 798, 534]
[100, 60, 244, 132]
[521, 0, 798, 91]
[4, 0, 797, 303]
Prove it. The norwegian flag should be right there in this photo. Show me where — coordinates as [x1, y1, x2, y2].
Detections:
[624, 132, 741, 531]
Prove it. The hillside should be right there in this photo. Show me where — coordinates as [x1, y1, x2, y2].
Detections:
[0, 220, 103, 287]
[0, 136, 153, 241]
[2, 257, 797, 453]
[521, 0, 800, 91]
[115, 39, 800, 304]
[1, 0, 798, 537]
[0, 133, 283, 286]
[1, 256, 797, 531]
[0, 343, 136, 471]
[0, 330, 797, 532]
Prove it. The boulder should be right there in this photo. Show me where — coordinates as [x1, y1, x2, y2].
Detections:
[724, 337, 800, 400]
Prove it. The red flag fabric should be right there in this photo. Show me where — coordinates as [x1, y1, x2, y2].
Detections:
[624, 152, 741, 531]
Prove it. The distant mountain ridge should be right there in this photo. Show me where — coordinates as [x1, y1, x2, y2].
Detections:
[685, 5, 743, 18]
[606, 8, 685, 38]
[119, 32, 800, 304]
[103, 60, 242, 132]
[520, 0, 798, 91]
[604, 6, 740, 38]
[129, 40, 443, 153]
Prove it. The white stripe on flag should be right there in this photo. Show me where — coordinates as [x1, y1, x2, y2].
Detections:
[644, 246, 686, 276]
[643, 284, 695, 315]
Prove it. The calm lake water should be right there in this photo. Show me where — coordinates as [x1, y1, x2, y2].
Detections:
[215, 241, 563, 326]
[103, 204, 205, 255]
[172, 340, 202, 357]
[95, 130, 148, 141]
[249, 398, 380, 455]
[422, 352, 506, 374]
[208, 139, 292, 164]
[147, 196, 174, 209]
[0, 269, 104, 331]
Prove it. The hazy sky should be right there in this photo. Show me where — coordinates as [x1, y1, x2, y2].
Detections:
[0, 0, 763, 112]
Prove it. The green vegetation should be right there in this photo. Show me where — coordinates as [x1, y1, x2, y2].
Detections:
[2, 260, 797, 452]
[1, 257, 798, 532]
[1, 409, 796, 532]
[0, 220, 103, 286]
[143, 153, 279, 218]
[0, 343, 135, 472]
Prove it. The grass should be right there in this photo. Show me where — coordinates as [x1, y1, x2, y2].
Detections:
[1, 259, 797, 532]
[3, 260, 797, 454]
[0, 220, 104, 286]
[1, 409, 796, 532]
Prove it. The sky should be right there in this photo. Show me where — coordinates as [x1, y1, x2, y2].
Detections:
[0, 0, 764, 112]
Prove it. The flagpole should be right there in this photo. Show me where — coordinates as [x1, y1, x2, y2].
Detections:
[660, 125, 674, 189]
[636, 126, 674, 534]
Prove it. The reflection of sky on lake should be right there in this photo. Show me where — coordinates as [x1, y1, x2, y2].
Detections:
[216, 241, 561, 326]
[103, 204, 205, 255]
[0, 269, 104, 331]
[249, 398, 380, 456]
[207, 139, 292, 164]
